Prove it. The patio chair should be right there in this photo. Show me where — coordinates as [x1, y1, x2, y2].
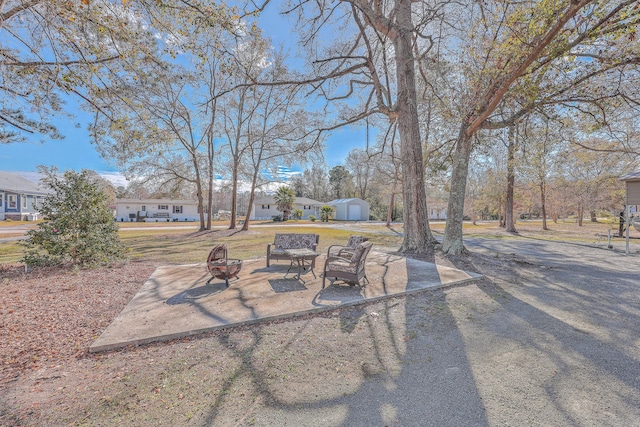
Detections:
[326, 235, 369, 259]
[206, 244, 242, 287]
[322, 241, 373, 288]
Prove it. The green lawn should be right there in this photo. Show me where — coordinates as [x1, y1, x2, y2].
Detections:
[3, 217, 626, 266]
[120, 225, 403, 264]
[0, 223, 404, 265]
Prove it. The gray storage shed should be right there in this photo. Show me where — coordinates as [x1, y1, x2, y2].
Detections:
[328, 198, 369, 221]
[619, 171, 640, 253]
[620, 171, 640, 205]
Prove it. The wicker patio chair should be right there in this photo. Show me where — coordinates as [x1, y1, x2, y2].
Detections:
[322, 241, 373, 288]
[326, 235, 369, 259]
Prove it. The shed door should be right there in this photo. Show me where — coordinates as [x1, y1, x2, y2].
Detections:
[348, 204, 361, 220]
[627, 181, 640, 205]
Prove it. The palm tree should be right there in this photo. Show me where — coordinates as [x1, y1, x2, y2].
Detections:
[274, 186, 295, 221]
[320, 205, 334, 222]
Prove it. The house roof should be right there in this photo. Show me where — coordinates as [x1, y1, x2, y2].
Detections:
[116, 198, 198, 205]
[0, 171, 48, 195]
[620, 171, 640, 182]
[327, 198, 367, 204]
[254, 196, 325, 206]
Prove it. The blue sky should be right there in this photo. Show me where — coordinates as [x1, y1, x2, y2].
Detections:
[0, 105, 368, 178]
[0, 3, 370, 184]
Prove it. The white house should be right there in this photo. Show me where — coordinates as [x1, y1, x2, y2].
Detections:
[327, 198, 370, 221]
[0, 171, 48, 221]
[250, 196, 324, 220]
[115, 198, 201, 222]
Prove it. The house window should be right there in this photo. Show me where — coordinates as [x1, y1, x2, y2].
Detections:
[0, 195, 3, 207]
[141, 206, 146, 211]
[8, 195, 16, 209]
[22, 196, 28, 209]
[158, 205, 168, 210]
[173, 205, 183, 214]
[261, 205, 266, 209]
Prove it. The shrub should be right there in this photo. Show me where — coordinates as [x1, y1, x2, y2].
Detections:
[21, 168, 128, 268]
[309, 215, 316, 222]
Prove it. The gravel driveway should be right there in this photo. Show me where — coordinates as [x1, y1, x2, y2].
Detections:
[241, 237, 640, 426]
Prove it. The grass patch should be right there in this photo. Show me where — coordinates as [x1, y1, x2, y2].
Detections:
[1, 218, 633, 265]
[120, 225, 402, 265]
[0, 241, 24, 264]
[0, 220, 38, 228]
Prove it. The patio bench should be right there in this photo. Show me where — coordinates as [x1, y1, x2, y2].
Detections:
[267, 233, 320, 268]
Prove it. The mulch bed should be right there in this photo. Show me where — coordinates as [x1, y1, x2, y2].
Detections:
[0, 262, 157, 386]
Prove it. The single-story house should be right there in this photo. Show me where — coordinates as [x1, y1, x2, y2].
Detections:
[115, 198, 201, 222]
[0, 171, 49, 221]
[327, 198, 370, 221]
[250, 196, 324, 220]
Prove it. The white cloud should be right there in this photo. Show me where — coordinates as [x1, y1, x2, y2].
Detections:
[15, 170, 128, 188]
[97, 171, 129, 187]
[275, 166, 302, 180]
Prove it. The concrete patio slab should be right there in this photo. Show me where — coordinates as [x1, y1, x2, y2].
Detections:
[89, 250, 482, 352]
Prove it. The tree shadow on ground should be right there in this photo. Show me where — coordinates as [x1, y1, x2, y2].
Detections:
[442, 244, 640, 424]
[193, 248, 489, 426]
[165, 282, 228, 305]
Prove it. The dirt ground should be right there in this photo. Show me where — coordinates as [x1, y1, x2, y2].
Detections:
[1, 221, 639, 426]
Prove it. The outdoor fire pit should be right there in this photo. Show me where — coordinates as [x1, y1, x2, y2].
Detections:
[206, 244, 242, 287]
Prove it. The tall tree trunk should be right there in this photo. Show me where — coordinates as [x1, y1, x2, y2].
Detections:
[192, 161, 206, 232]
[242, 165, 261, 232]
[443, 126, 473, 255]
[505, 124, 517, 233]
[242, 191, 254, 231]
[393, 0, 436, 252]
[229, 158, 238, 230]
[578, 204, 584, 226]
[206, 145, 214, 231]
[196, 187, 206, 231]
[540, 180, 548, 230]
[386, 192, 395, 227]
[206, 175, 213, 230]
[205, 96, 217, 231]
[227, 88, 247, 231]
